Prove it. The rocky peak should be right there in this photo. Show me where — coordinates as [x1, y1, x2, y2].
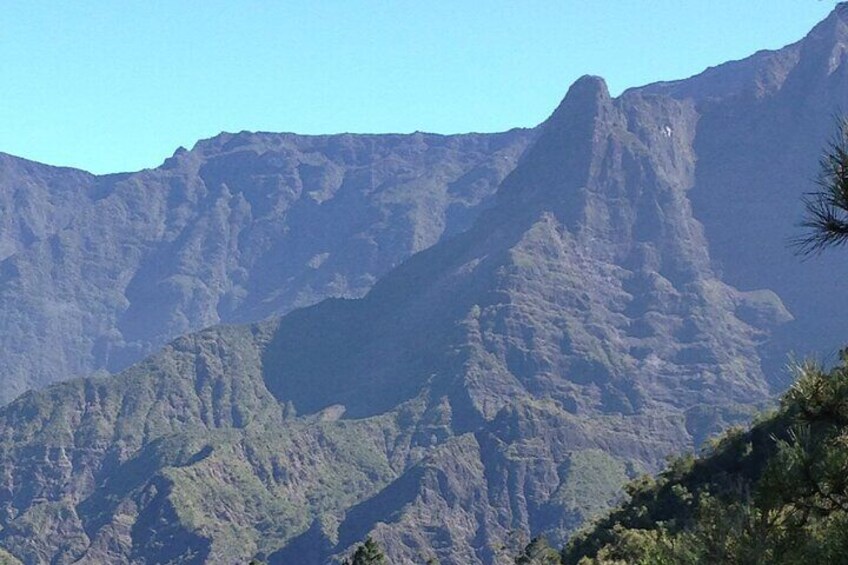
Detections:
[0, 8, 845, 564]
[795, 2, 848, 77]
[496, 73, 701, 270]
[815, 2, 848, 40]
[546, 75, 612, 128]
[493, 75, 615, 221]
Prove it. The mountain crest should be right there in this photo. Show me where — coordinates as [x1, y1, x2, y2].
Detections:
[800, 2, 848, 75]
[547, 75, 612, 126]
[493, 75, 615, 217]
[0, 8, 846, 565]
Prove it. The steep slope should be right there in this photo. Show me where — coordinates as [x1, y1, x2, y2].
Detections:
[0, 323, 420, 563]
[259, 73, 789, 562]
[0, 73, 789, 564]
[0, 6, 845, 564]
[0, 154, 95, 263]
[0, 156, 97, 402]
[637, 2, 848, 381]
[0, 130, 533, 404]
[563, 353, 848, 565]
[265, 76, 788, 422]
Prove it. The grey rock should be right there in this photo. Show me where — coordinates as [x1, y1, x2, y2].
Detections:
[0, 5, 846, 564]
[0, 130, 534, 404]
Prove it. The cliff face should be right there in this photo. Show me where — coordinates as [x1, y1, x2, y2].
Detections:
[0, 76, 785, 565]
[0, 130, 533, 404]
[0, 5, 845, 564]
[264, 74, 783, 428]
[260, 74, 788, 562]
[642, 3, 848, 381]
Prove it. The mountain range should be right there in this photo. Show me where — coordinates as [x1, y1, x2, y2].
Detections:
[0, 4, 846, 564]
[0, 129, 532, 404]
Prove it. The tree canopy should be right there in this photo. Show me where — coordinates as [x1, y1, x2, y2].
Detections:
[560, 353, 848, 564]
[344, 537, 387, 565]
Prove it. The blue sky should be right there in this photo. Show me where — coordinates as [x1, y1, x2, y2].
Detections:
[0, 1, 839, 174]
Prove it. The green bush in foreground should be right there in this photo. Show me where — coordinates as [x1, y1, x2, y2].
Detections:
[561, 352, 848, 564]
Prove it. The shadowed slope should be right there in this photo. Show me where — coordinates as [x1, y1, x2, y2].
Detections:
[0, 130, 534, 403]
[0, 6, 846, 563]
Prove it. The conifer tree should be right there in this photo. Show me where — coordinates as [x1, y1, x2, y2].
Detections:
[797, 117, 848, 254]
[515, 537, 562, 564]
[343, 537, 387, 565]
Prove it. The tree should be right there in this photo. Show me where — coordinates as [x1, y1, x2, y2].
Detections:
[561, 355, 848, 564]
[515, 537, 562, 564]
[343, 537, 387, 565]
[796, 116, 848, 254]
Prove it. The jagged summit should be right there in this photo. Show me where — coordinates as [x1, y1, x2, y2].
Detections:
[546, 74, 611, 123]
[826, 1, 848, 25]
[785, 1, 847, 48]
[799, 1, 848, 73]
[637, 3, 846, 102]
[0, 62, 791, 561]
[490, 74, 617, 218]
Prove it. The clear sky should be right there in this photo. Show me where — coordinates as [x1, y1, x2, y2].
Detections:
[0, 1, 839, 174]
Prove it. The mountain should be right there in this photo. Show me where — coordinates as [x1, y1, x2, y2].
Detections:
[0, 130, 533, 404]
[640, 2, 848, 380]
[0, 4, 846, 564]
[2, 76, 758, 563]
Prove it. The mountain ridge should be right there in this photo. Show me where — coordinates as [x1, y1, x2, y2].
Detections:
[0, 59, 789, 564]
[0, 128, 535, 404]
[0, 6, 846, 563]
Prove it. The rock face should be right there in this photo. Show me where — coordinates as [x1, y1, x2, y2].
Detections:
[0, 5, 846, 564]
[0, 130, 533, 404]
[640, 3, 848, 382]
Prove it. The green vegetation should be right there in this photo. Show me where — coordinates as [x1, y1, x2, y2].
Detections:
[343, 537, 387, 565]
[561, 353, 848, 564]
[1, 12, 847, 562]
[0, 548, 22, 565]
[551, 449, 633, 522]
[515, 537, 562, 564]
